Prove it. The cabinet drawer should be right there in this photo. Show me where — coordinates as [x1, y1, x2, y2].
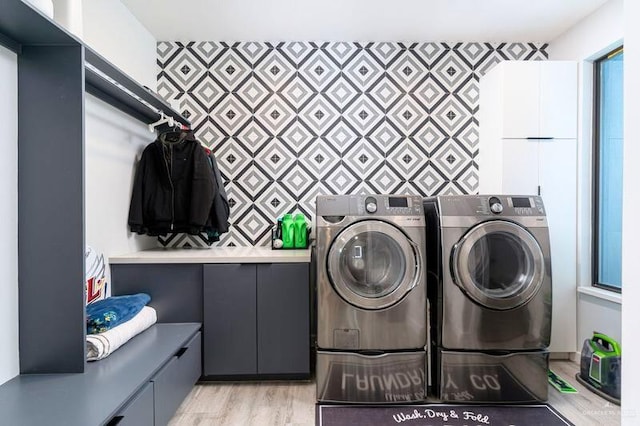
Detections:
[152, 331, 202, 426]
[107, 382, 154, 426]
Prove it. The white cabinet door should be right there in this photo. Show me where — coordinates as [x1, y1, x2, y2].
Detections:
[501, 61, 540, 139]
[501, 139, 539, 195]
[539, 62, 578, 139]
[539, 138, 577, 352]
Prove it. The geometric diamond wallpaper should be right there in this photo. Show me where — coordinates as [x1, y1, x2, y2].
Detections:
[156, 42, 548, 247]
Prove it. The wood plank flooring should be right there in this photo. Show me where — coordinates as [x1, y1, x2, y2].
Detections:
[548, 360, 620, 426]
[169, 361, 620, 426]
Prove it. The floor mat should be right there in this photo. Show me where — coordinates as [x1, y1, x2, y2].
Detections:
[316, 404, 574, 426]
[548, 370, 578, 393]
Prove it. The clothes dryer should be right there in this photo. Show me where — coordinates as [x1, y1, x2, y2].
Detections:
[424, 195, 552, 403]
[315, 194, 427, 403]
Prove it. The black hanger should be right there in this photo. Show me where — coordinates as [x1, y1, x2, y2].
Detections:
[159, 124, 193, 145]
[159, 129, 188, 144]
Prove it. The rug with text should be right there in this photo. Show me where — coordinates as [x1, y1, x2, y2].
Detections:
[316, 404, 573, 426]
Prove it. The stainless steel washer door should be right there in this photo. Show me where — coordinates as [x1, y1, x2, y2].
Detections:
[452, 220, 545, 310]
[327, 220, 420, 310]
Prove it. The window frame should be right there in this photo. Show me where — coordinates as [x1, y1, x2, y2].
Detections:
[592, 45, 623, 293]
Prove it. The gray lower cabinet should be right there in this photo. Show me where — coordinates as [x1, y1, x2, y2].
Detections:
[111, 261, 311, 379]
[203, 263, 310, 378]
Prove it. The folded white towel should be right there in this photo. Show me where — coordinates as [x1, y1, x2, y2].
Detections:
[86, 305, 157, 361]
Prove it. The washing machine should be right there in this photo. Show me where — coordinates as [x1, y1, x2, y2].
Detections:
[315, 194, 427, 403]
[424, 195, 552, 403]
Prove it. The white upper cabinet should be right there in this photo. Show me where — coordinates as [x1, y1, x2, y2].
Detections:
[487, 61, 578, 140]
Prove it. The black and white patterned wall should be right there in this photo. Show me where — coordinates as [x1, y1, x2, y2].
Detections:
[156, 42, 547, 247]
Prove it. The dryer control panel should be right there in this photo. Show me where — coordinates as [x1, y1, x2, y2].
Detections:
[436, 195, 546, 217]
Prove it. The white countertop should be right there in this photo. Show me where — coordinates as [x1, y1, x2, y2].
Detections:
[109, 246, 312, 264]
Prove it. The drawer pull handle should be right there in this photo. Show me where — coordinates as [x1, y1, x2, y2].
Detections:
[175, 347, 188, 358]
[106, 416, 124, 426]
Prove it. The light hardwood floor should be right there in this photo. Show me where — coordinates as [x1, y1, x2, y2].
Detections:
[168, 360, 620, 426]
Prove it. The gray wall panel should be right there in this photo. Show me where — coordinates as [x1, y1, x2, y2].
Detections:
[111, 264, 203, 323]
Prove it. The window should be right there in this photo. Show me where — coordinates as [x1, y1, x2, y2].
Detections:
[593, 46, 623, 291]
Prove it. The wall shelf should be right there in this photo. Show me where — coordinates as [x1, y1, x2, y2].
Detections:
[0, 0, 189, 128]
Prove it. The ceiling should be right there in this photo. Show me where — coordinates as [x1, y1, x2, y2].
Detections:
[120, 0, 610, 42]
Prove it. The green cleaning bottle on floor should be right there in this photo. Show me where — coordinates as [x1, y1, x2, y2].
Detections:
[293, 214, 307, 248]
[281, 214, 294, 248]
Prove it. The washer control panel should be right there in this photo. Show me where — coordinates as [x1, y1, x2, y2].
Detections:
[354, 195, 423, 216]
[478, 196, 545, 216]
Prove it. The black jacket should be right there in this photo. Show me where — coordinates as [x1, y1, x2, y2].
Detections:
[129, 132, 215, 236]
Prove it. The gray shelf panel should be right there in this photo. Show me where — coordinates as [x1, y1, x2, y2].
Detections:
[0, 0, 80, 51]
[0, 323, 201, 426]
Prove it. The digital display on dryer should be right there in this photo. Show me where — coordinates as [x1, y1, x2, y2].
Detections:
[389, 197, 408, 207]
[512, 197, 531, 208]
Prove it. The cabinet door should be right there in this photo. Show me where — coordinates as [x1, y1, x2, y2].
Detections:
[257, 263, 310, 375]
[539, 61, 578, 139]
[501, 61, 540, 139]
[539, 138, 577, 352]
[501, 139, 540, 195]
[203, 264, 257, 376]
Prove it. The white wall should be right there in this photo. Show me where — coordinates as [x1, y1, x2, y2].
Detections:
[82, 0, 156, 89]
[82, 0, 159, 282]
[52, 0, 84, 38]
[547, 0, 623, 350]
[622, 0, 640, 422]
[84, 95, 157, 285]
[0, 46, 19, 385]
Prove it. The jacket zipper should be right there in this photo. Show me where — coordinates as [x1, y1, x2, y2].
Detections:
[163, 144, 175, 230]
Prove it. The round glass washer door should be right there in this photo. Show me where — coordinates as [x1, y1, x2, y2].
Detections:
[327, 220, 420, 310]
[451, 220, 545, 310]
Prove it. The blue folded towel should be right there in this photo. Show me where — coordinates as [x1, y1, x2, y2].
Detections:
[86, 293, 151, 334]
